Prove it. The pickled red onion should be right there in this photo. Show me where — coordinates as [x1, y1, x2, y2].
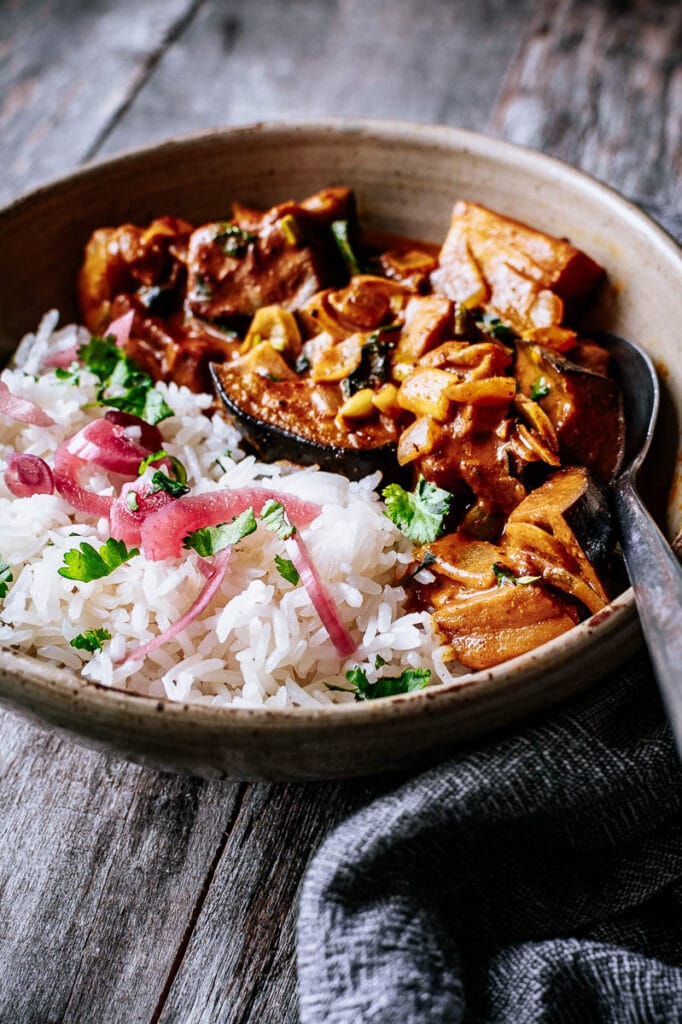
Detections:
[106, 310, 134, 348]
[286, 534, 357, 658]
[64, 417, 152, 476]
[120, 548, 231, 666]
[42, 343, 80, 369]
[110, 478, 175, 547]
[140, 488, 321, 561]
[54, 417, 157, 516]
[4, 453, 54, 497]
[0, 380, 55, 427]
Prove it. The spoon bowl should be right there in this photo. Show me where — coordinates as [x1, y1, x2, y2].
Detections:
[600, 332, 682, 754]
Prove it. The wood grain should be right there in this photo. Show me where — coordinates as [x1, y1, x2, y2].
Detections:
[0, 0, 200, 204]
[491, 0, 682, 208]
[97, 0, 534, 155]
[0, 1, 679, 1022]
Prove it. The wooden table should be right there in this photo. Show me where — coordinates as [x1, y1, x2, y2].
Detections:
[1, 2, 679, 1020]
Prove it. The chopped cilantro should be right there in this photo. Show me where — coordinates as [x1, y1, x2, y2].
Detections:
[58, 538, 139, 582]
[530, 376, 551, 401]
[374, 654, 386, 669]
[295, 353, 310, 375]
[274, 555, 299, 585]
[260, 500, 296, 540]
[148, 470, 190, 498]
[476, 312, 517, 342]
[193, 274, 213, 299]
[182, 507, 257, 556]
[54, 363, 81, 385]
[492, 562, 541, 587]
[411, 550, 437, 577]
[330, 220, 362, 276]
[70, 628, 112, 653]
[341, 332, 396, 398]
[332, 666, 430, 701]
[214, 222, 257, 258]
[138, 450, 187, 485]
[78, 334, 173, 425]
[0, 560, 13, 600]
[382, 476, 452, 544]
[103, 384, 173, 425]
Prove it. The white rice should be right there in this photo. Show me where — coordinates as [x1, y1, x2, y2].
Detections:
[0, 313, 468, 707]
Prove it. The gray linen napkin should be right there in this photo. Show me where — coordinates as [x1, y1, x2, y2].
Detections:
[297, 209, 682, 1024]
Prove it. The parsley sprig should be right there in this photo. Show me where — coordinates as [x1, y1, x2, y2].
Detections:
[70, 628, 112, 653]
[260, 500, 296, 540]
[138, 450, 190, 498]
[492, 563, 541, 587]
[214, 222, 257, 258]
[382, 476, 452, 544]
[0, 560, 13, 600]
[330, 666, 430, 701]
[182, 508, 257, 557]
[274, 554, 299, 585]
[78, 335, 173, 425]
[58, 538, 139, 582]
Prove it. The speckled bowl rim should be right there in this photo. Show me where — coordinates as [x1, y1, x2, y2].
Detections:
[0, 118, 679, 740]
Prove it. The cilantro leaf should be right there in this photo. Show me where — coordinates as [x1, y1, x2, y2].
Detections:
[138, 450, 187, 484]
[260, 500, 296, 540]
[78, 334, 173, 425]
[382, 476, 452, 544]
[58, 538, 139, 582]
[492, 562, 541, 587]
[333, 666, 431, 701]
[102, 384, 173, 425]
[274, 554, 299, 585]
[138, 450, 189, 497]
[214, 222, 257, 258]
[530, 376, 551, 401]
[0, 560, 13, 600]
[148, 470, 190, 498]
[69, 628, 112, 653]
[411, 551, 437, 577]
[340, 333, 396, 398]
[182, 507, 257, 556]
[54, 363, 81, 385]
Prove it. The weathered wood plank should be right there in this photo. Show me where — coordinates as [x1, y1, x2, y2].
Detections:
[491, 0, 682, 208]
[98, 0, 534, 156]
[156, 780, 388, 1024]
[0, 2, 678, 1024]
[0, 0, 200, 205]
[0, 711, 247, 1024]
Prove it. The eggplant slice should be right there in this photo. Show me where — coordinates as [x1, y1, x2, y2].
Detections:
[210, 360, 405, 483]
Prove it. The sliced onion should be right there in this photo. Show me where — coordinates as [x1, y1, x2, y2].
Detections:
[106, 310, 135, 348]
[104, 410, 163, 452]
[53, 443, 113, 518]
[65, 417, 152, 475]
[0, 380, 55, 427]
[42, 342, 80, 369]
[120, 548, 231, 666]
[110, 478, 176, 547]
[287, 534, 357, 658]
[141, 488, 321, 561]
[54, 417, 157, 517]
[4, 453, 54, 497]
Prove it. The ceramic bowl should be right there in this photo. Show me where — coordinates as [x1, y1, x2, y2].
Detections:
[0, 121, 680, 780]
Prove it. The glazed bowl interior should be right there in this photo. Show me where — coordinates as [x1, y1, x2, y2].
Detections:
[0, 121, 680, 780]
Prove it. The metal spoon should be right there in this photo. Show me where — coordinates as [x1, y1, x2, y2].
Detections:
[602, 332, 682, 753]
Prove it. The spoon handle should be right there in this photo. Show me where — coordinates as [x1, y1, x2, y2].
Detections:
[615, 475, 682, 755]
